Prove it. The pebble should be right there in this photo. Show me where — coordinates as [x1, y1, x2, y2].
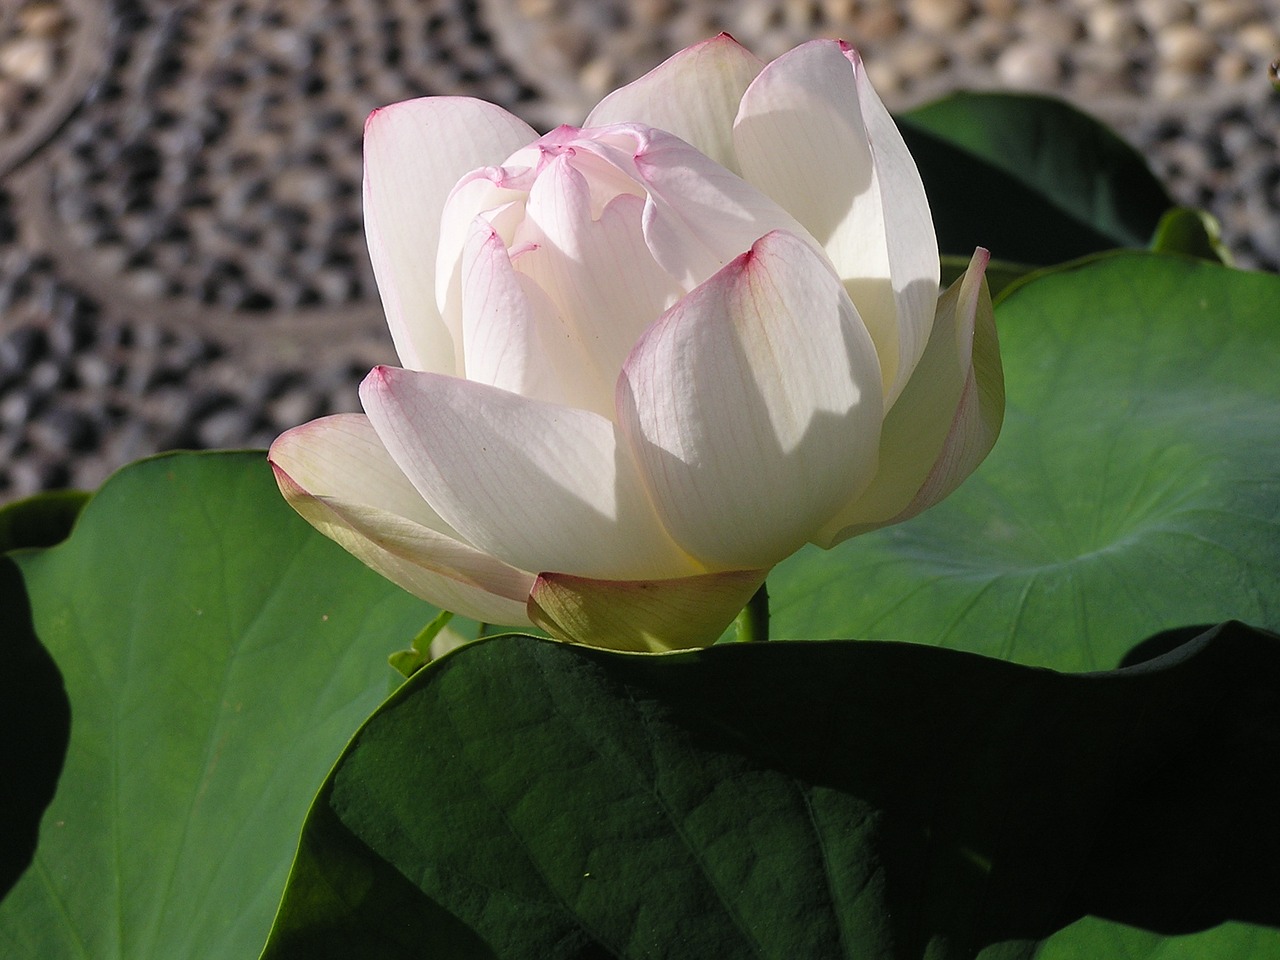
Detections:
[975, 0, 1018, 18]
[631, 0, 673, 25]
[325, 384, 362, 415]
[996, 40, 1064, 88]
[20, 2, 69, 38]
[1072, 48, 1132, 98]
[965, 18, 1016, 63]
[267, 390, 323, 431]
[127, 267, 168, 299]
[74, 355, 116, 390]
[891, 35, 947, 77]
[7, 461, 56, 499]
[0, 390, 34, 428]
[1084, 5, 1141, 46]
[0, 79, 22, 129]
[853, 6, 904, 43]
[576, 57, 615, 100]
[819, 0, 855, 21]
[1248, 217, 1280, 256]
[1157, 23, 1218, 72]
[1136, 0, 1196, 29]
[516, 0, 557, 18]
[905, 0, 971, 33]
[30, 408, 97, 455]
[315, 267, 353, 304]
[28, 359, 65, 392]
[1018, 7, 1081, 45]
[1237, 22, 1279, 59]
[1152, 67, 1200, 101]
[1197, 0, 1259, 30]
[780, 0, 817, 34]
[92, 245, 129, 275]
[197, 408, 254, 449]
[0, 326, 48, 372]
[0, 36, 55, 86]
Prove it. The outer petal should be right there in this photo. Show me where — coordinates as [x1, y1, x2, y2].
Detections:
[360, 366, 703, 581]
[584, 34, 765, 175]
[364, 97, 536, 373]
[268, 414, 535, 624]
[815, 248, 1004, 547]
[528, 568, 768, 652]
[734, 40, 939, 407]
[617, 230, 884, 571]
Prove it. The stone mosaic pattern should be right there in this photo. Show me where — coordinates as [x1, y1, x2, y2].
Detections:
[1, 0, 1277, 502]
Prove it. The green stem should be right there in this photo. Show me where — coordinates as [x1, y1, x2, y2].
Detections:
[734, 582, 770, 643]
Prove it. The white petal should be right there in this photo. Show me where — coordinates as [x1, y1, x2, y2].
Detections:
[617, 230, 884, 570]
[364, 97, 536, 373]
[434, 165, 532, 374]
[269, 414, 535, 624]
[734, 41, 939, 407]
[580, 125, 822, 292]
[459, 217, 583, 409]
[584, 35, 764, 174]
[815, 248, 1004, 547]
[360, 367, 702, 581]
[515, 158, 684, 415]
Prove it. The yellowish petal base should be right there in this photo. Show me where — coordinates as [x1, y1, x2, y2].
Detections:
[528, 568, 769, 653]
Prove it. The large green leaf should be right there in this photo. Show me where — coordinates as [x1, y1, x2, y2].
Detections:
[0, 489, 91, 553]
[899, 92, 1174, 265]
[262, 622, 1280, 959]
[0, 557, 69, 902]
[771, 253, 1280, 671]
[0, 452, 439, 958]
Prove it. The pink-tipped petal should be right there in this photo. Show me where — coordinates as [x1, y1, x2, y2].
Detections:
[528, 567, 768, 652]
[434, 166, 533, 368]
[360, 367, 702, 581]
[815, 248, 1004, 547]
[734, 41, 939, 407]
[269, 414, 535, 624]
[459, 217, 584, 408]
[516, 164, 684, 414]
[579, 125, 821, 292]
[618, 229, 884, 570]
[584, 34, 765, 174]
[364, 98, 536, 373]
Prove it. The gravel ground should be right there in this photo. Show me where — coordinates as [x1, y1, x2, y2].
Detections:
[1, 0, 1277, 504]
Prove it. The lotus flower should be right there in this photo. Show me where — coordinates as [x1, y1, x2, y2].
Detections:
[269, 35, 1004, 652]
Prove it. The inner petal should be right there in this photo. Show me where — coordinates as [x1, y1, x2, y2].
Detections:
[581, 123, 827, 292]
[515, 154, 683, 418]
[435, 165, 533, 371]
[459, 218, 585, 410]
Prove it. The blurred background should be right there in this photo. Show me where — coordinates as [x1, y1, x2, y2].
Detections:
[0, 0, 1277, 504]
